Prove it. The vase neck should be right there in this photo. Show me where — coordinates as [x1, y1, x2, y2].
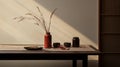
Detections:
[46, 32, 50, 35]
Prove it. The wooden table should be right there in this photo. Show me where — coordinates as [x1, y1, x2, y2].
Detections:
[0, 44, 100, 67]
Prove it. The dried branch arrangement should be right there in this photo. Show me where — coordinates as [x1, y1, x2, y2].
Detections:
[14, 6, 57, 33]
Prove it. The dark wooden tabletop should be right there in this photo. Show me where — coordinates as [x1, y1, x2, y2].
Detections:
[0, 44, 100, 60]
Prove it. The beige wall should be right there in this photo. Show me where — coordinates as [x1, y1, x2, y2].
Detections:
[0, 0, 98, 47]
[0, 0, 98, 67]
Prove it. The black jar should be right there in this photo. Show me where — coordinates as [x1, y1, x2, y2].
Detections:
[72, 37, 80, 47]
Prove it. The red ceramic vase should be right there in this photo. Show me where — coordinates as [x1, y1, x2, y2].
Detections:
[44, 32, 52, 48]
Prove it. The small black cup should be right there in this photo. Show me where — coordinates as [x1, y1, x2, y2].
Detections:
[64, 42, 71, 47]
[53, 42, 60, 48]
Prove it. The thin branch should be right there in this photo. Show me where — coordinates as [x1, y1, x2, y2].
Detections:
[36, 6, 47, 33]
[36, 6, 43, 16]
[26, 13, 47, 33]
[13, 6, 57, 33]
[48, 8, 57, 32]
[13, 16, 25, 22]
[14, 16, 35, 22]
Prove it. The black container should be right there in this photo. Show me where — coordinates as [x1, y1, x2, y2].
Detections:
[72, 37, 80, 47]
[53, 42, 60, 48]
[64, 42, 71, 47]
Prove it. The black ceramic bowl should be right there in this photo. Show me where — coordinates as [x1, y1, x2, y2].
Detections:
[64, 42, 71, 47]
[53, 42, 60, 48]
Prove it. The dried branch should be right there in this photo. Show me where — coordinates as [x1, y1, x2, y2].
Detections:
[13, 6, 57, 33]
[13, 16, 24, 22]
[48, 8, 57, 32]
[36, 6, 47, 33]
[26, 13, 47, 33]
[13, 16, 36, 22]
[36, 6, 43, 16]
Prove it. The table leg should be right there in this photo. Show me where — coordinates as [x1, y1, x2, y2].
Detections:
[83, 55, 88, 67]
[73, 60, 77, 67]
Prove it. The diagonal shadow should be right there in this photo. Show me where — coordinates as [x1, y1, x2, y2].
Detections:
[35, 0, 98, 44]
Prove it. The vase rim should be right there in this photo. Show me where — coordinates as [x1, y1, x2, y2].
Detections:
[46, 32, 50, 34]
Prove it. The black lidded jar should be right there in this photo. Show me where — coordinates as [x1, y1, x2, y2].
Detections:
[72, 37, 80, 47]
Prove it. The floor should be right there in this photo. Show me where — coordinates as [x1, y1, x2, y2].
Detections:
[0, 60, 98, 67]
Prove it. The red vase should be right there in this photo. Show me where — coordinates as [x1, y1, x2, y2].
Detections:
[44, 32, 52, 48]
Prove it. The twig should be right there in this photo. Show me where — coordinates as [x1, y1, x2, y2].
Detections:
[36, 6, 48, 33]
[36, 6, 43, 16]
[48, 8, 57, 32]
[26, 13, 47, 33]
[13, 16, 36, 22]
[13, 6, 57, 33]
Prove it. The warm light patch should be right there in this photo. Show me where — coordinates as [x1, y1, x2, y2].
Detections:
[0, 0, 98, 49]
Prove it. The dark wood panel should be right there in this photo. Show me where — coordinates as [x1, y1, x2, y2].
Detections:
[101, 0, 120, 10]
[101, 0, 120, 15]
[101, 32, 120, 35]
[100, 35, 120, 52]
[100, 54, 120, 67]
[101, 16, 120, 32]
[99, 0, 120, 67]
[101, 10, 120, 15]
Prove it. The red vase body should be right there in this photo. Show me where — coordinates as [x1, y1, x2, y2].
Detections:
[44, 32, 52, 48]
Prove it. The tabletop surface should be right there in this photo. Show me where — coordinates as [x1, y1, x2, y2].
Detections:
[0, 44, 100, 55]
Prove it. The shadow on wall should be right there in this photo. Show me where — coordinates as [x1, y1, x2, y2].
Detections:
[35, 0, 98, 44]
